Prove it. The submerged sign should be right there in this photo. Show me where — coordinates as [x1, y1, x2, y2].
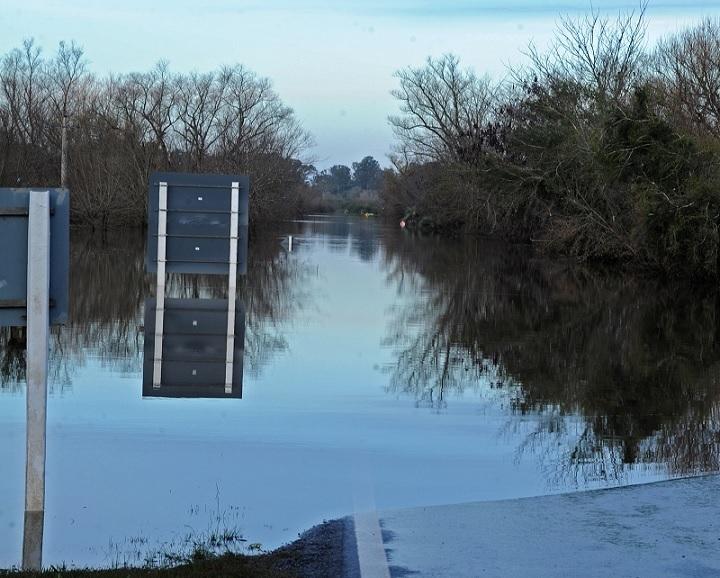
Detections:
[144, 171, 249, 399]
[0, 188, 69, 327]
[146, 172, 249, 275]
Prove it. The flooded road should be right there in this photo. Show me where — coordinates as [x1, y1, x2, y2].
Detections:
[1, 215, 719, 568]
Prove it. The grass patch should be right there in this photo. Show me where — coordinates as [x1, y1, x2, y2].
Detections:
[0, 551, 300, 577]
[0, 518, 347, 578]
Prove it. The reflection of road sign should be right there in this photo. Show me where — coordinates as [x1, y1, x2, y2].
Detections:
[0, 189, 69, 327]
[142, 298, 245, 398]
[146, 172, 249, 275]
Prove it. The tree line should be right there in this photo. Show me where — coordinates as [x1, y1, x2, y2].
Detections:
[0, 40, 313, 227]
[384, 6, 720, 278]
[312, 156, 384, 194]
[302, 155, 386, 213]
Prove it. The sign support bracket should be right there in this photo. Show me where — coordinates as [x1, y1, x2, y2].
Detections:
[225, 182, 239, 393]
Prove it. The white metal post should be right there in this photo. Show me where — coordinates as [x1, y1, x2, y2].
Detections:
[60, 115, 68, 189]
[225, 182, 239, 393]
[153, 182, 168, 388]
[22, 190, 50, 571]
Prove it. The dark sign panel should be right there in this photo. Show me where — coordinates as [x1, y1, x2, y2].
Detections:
[142, 298, 245, 398]
[0, 188, 69, 327]
[146, 172, 250, 275]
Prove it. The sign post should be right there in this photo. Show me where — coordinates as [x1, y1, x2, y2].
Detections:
[22, 190, 51, 570]
[225, 182, 239, 393]
[152, 182, 168, 388]
[0, 187, 68, 571]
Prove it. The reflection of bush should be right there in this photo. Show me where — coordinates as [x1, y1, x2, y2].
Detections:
[382, 231, 720, 481]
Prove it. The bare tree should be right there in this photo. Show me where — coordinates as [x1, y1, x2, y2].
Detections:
[0, 38, 313, 227]
[173, 70, 229, 171]
[389, 54, 498, 165]
[524, 3, 648, 106]
[655, 17, 720, 138]
[49, 40, 87, 187]
[0, 39, 52, 185]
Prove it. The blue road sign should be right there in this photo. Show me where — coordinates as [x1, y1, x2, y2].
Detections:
[146, 172, 249, 275]
[0, 188, 69, 327]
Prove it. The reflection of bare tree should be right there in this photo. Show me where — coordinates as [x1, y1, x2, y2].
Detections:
[382, 231, 720, 482]
[0, 227, 310, 391]
[1, 231, 147, 391]
[241, 228, 311, 377]
[60, 231, 149, 380]
[382, 233, 531, 407]
[0, 327, 26, 390]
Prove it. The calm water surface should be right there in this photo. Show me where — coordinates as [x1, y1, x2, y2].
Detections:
[1, 215, 719, 568]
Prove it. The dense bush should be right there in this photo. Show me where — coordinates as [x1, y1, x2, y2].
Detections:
[384, 9, 720, 278]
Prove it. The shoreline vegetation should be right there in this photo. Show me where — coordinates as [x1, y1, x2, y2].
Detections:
[0, 39, 381, 229]
[3, 5, 719, 277]
[382, 5, 720, 279]
[0, 556, 295, 578]
[0, 41, 314, 227]
[0, 519, 347, 578]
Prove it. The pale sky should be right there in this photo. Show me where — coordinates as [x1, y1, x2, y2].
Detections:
[2, 0, 718, 168]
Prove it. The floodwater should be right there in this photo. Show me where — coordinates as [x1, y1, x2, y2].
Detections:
[1, 215, 719, 568]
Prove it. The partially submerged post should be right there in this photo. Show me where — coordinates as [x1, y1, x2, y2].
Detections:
[152, 182, 167, 388]
[23, 190, 51, 570]
[0, 188, 69, 571]
[225, 182, 240, 394]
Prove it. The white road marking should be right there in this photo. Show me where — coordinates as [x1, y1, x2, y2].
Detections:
[354, 509, 391, 578]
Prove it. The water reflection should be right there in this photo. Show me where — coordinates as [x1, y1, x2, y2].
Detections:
[4, 221, 719, 484]
[0, 228, 309, 392]
[1, 233, 148, 392]
[142, 297, 245, 398]
[292, 215, 381, 262]
[60, 219, 718, 484]
[381, 231, 720, 482]
[3, 216, 720, 569]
